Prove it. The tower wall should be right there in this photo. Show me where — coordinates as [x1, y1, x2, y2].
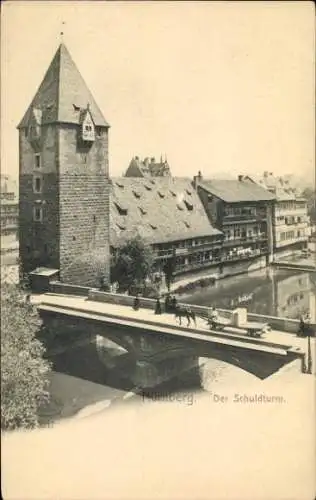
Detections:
[58, 125, 110, 286]
[19, 125, 60, 276]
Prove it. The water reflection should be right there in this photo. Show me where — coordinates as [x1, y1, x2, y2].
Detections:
[183, 268, 316, 321]
[42, 332, 264, 425]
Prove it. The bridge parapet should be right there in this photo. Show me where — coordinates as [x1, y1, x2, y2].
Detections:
[87, 289, 315, 335]
[38, 294, 306, 380]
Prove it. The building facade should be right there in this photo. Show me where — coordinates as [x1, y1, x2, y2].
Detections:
[248, 172, 309, 258]
[18, 43, 110, 286]
[110, 177, 223, 276]
[195, 174, 275, 268]
[1, 175, 18, 238]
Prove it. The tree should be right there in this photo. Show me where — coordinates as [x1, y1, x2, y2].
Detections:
[163, 253, 176, 292]
[110, 236, 155, 291]
[1, 283, 51, 430]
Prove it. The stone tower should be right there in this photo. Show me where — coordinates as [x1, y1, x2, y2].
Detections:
[18, 43, 110, 286]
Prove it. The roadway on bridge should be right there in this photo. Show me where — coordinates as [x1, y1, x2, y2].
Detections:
[36, 293, 314, 364]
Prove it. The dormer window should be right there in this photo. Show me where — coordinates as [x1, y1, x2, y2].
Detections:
[184, 200, 193, 211]
[29, 124, 41, 141]
[133, 190, 141, 199]
[114, 202, 128, 216]
[28, 108, 42, 144]
[81, 108, 95, 142]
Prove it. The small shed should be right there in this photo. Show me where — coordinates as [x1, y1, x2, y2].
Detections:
[29, 267, 60, 293]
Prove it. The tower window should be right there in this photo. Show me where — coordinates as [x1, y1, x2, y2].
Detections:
[33, 176, 42, 193]
[35, 154, 41, 169]
[33, 206, 43, 222]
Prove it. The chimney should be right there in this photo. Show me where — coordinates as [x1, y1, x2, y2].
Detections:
[238, 175, 244, 182]
[193, 171, 202, 189]
[264, 171, 269, 178]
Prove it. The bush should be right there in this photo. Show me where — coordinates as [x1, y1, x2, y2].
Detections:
[1, 283, 51, 430]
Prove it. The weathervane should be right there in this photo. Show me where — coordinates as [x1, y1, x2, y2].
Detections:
[60, 21, 65, 42]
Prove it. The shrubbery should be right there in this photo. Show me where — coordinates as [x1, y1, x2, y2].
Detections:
[1, 283, 51, 430]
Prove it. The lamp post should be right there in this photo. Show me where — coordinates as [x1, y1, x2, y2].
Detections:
[306, 329, 313, 374]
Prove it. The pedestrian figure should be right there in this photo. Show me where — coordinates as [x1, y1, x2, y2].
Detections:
[171, 295, 177, 312]
[155, 297, 162, 315]
[133, 293, 140, 311]
[298, 314, 306, 337]
[208, 306, 218, 327]
[164, 294, 171, 313]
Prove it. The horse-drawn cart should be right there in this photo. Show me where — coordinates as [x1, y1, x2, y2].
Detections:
[207, 316, 268, 338]
[237, 321, 268, 337]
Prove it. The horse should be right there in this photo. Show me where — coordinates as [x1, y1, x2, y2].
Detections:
[174, 306, 196, 327]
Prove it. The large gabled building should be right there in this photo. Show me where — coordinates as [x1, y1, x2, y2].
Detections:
[110, 176, 223, 275]
[18, 43, 110, 286]
[194, 173, 275, 265]
[247, 172, 309, 257]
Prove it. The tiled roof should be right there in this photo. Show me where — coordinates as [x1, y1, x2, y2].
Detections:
[249, 174, 303, 201]
[110, 177, 222, 247]
[18, 44, 109, 128]
[199, 179, 276, 203]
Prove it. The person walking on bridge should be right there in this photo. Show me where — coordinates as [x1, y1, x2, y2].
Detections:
[155, 297, 162, 315]
[133, 293, 140, 311]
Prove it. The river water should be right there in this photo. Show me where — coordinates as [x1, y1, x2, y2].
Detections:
[182, 267, 316, 321]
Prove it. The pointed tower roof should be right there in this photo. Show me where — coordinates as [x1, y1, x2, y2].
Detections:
[18, 43, 109, 128]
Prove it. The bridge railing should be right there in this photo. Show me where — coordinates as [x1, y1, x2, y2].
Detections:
[87, 289, 315, 335]
[50, 281, 91, 297]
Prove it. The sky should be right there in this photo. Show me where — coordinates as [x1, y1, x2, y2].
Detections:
[1, 1, 315, 183]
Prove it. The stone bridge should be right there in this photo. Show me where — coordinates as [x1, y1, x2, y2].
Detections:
[37, 293, 305, 389]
